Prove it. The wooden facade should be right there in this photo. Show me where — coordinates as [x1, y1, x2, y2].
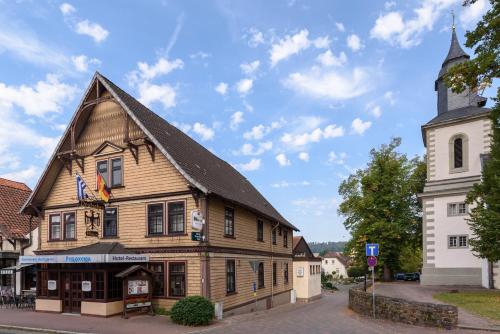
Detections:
[24, 73, 296, 316]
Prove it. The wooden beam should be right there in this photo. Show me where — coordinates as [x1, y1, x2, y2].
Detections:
[144, 139, 155, 162]
[73, 154, 84, 173]
[123, 114, 129, 143]
[128, 143, 139, 164]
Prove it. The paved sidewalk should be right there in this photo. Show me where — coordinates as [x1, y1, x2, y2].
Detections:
[373, 282, 500, 331]
[0, 309, 217, 334]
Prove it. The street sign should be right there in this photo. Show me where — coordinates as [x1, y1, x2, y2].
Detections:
[191, 232, 202, 241]
[367, 256, 377, 267]
[365, 243, 379, 257]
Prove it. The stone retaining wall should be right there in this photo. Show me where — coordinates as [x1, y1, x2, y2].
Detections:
[349, 286, 458, 329]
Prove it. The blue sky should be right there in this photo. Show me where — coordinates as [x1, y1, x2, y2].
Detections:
[0, 0, 492, 242]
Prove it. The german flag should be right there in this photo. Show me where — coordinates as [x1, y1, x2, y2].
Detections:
[97, 173, 111, 203]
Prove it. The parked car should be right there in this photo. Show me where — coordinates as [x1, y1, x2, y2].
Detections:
[394, 273, 405, 280]
[404, 272, 420, 281]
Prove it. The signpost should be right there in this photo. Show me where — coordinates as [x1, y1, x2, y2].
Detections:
[366, 243, 379, 319]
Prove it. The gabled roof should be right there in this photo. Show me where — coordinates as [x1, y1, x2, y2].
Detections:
[322, 251, 350, 267]
[22, 72, 298, 231]
[292, 236, 316, 258]
[0, 178, 39, 239]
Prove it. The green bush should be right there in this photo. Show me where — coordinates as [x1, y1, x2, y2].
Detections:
[170, 296, 215, 326]
[347, 266, 365, 278]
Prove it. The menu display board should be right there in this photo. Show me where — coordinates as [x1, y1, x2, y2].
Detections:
[128, 280, 148, 295]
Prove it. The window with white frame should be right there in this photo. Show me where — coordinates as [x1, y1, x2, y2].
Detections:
[447, 202, 467, 216]
[448, 235, 468, 248]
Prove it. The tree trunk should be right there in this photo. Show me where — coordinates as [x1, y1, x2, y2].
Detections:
[383, 264, 391, 281]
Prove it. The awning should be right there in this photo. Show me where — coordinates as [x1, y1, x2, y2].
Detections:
[0, 263, 34, 275]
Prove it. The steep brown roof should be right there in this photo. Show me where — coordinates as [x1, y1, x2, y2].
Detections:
[0, 178, 38, 239]
[322, 251, 350, 267]
[292, 236, 301, 250]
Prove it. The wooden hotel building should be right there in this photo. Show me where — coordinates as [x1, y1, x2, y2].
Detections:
[20, 72, 298, 317]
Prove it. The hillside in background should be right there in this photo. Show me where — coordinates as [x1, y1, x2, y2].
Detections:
[309, 241, 347, 255]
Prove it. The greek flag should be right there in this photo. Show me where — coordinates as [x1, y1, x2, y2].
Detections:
[76, 174, 88, 200]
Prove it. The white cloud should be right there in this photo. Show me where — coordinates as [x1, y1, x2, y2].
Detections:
[248, 28, 265, 47]
[71, 55, 101, 72]
[236, 78, 253, 95]
[384, 1, 396, 10]
[127, 58, 183, 85]
[0, 23, 69, 68]
[240, 60, 260, 75]
[313, 36, 331, 49]
[351, 118, 372, 135]
[284, 67, 372, 100]
[271, 180, 310, 188]
[323, 124, 345, 138]
[137, 81, 176, 109]
[192, 122, 215, 141]
[281, 124, 344, 149]
[0, 166, 39, 184]
[327, 151, 347, 165]
[235, 141, 273, 156]
[298, 152, 310, 162]
[236, 158, 261, 171]
[384, 90, 397, 105]
[243, 119, 285, 140]
[59, 3, 76, 15]
[215, 82, 228, 95]
[269, 29, 329, 67]
[370, 0, 458, 48]
[230, 111, 244, 130]
[347, 34, 363, 52]
[316, 50, 347, 67]
[75, 20, 109, 43]
[189, 51, 210, 59]
[335, 22, 345, 32]
[276, 153, 291, 167]
[292, 196, 338, 216]
[0, 74, 78, 117]
[459, 0, 489, 27]
[366, 102, 382, 118]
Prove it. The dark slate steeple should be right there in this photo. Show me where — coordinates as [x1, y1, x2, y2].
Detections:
[435, 26, 486, 115]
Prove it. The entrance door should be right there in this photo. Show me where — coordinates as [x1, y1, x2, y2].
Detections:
[62, 272, 82, 313]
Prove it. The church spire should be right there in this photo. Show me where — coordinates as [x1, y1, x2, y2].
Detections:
[442, 11, 469, 68]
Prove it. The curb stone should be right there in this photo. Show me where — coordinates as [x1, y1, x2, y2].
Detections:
[457, 324, 500, 332]
[0, 324, 94, 334]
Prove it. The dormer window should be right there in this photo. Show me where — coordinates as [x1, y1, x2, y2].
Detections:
[449, 134, 468, 173]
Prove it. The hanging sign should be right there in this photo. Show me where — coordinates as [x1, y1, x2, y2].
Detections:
[82, 281, 92, 292]
[191, 210, 204, 231]
[48, 280, 57, 291]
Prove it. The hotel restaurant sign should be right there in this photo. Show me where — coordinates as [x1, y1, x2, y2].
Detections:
[19, 254, 149, 264]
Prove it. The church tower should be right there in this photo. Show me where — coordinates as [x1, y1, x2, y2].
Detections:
[420, 26, 492, 286]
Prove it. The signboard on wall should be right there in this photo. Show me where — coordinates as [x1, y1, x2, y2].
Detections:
[82, 281, 92, 292]
[20, 254, 149, 264]
[191, 210, 204, 230]
[48, 280, 57, 291]
[128, 280, 149, 295]
[297, 267, 304, 277]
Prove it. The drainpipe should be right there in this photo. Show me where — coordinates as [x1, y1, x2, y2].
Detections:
[271, 222, 280, 307]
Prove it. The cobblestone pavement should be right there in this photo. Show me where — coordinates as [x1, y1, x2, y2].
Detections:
[197, 289, 491, 334]
[373, 282, 500, 330]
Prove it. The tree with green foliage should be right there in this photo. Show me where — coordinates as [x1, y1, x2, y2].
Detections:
[444, 0, 500, 288]
[338, 138, 426, 281]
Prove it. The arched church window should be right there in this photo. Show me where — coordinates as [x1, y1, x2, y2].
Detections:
[449, 134, 468, 173]
[454, 137, 463, 168]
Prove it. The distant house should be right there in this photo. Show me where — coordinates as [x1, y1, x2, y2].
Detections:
[0, 178, 39, 294]
[321, 252, 349, 278]
[292, 236, 321, 302]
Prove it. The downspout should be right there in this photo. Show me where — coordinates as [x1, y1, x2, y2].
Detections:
[271, 222, 280, 307]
